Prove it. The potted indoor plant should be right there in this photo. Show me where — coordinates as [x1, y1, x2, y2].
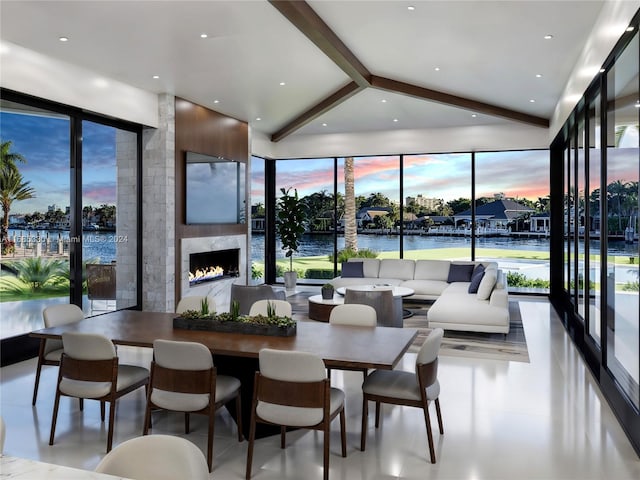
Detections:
[321, 283, 335, 300]
[276, 187, 306, 290]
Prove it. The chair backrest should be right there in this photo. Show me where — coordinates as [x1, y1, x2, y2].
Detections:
[43, 304, 84, 328]
[95, 434, 209, 480]
[248, 299, 292, 318]
[415, 328, 443, 390]
[176, 295, 216, 315]
[256, 349, 328, 426]
[230, 284, 286, 315]
[42, 304, 84, 354]
[344, 288, 400, 327]
[86, 263, 116, 300]
[62, 332, 116, 360]
[329, 304, 377, 326]
[153, 339, 213, 370]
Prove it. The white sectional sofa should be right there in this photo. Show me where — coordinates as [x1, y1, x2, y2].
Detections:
[329, 258, 510, 334]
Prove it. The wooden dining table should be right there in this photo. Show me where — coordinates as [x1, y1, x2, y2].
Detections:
[30, 309, 418, 437]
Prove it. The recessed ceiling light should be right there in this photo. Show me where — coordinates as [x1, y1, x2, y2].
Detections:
[529, 99, 536, 103]
[200, 33, 208, 38]
[322, 123, 327, 127]
[279, 82, 286, 86]
[381, 99, 387, 103]
[635, 100, 640, 108]
[407, 6, 415, 11]
[535, 74, 543, 78]
[393, 118, 399, 123]
[626, 26, 635, 32]
[256, 117, 261, 121]
[434, 67, 440, 71]
[58, 36, 69, 42]
[213, 99, 220, 104]
[152, 75, 160, 79]
[599, 68, 606, 73]
[471, 114, 477, 118]
[544, 34, 553, 40]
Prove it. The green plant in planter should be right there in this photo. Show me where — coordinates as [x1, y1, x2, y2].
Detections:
[230, 300, 240, 321]
[276, 187, 306, 289]
[321, 283, 334, 299]
[200, 297, 210, 316]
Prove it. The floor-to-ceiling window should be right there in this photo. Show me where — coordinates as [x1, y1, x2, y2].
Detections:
[605, 29, 639, 408]
[551, 15, 639, 454]
[0, 100, 70, 338]
[402, 153, 471, 261]
[0, 90, 142, 363]
[475, 150, 550, 292]
[250, 155, 266, 284]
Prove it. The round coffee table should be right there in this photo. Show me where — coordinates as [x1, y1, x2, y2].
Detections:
[335, 285, 415, 319]
[308, 294, 344, 322]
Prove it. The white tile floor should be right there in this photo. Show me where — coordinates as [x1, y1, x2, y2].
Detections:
[1, 297, 639, 479]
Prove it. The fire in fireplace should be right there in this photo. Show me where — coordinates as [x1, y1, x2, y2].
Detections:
[189, 248, 239, 287]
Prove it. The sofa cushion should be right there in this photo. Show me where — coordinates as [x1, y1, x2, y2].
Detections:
[379, 259, 415, 280]
[347, 259, 380, 278]
[468, 264, 486, 293]
[414, 260, 451, 281]
[477, 268, 498, 300]
[341, 261, 364, 278]
[447, 263, 474, 283]
[401, 279, 449, 297]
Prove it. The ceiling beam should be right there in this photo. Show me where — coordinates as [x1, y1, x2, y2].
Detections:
[271, 82, 364, 142]
[268, 0, 372, 87]
[371, 76, 549, 128]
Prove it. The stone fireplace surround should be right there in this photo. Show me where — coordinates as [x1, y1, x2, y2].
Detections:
[180, 235, 247, 313]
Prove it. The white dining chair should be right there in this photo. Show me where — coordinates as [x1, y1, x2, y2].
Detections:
[248, 299, 292, 317]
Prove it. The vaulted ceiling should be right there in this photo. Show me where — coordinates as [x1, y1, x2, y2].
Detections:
[0, 1, 606, 140]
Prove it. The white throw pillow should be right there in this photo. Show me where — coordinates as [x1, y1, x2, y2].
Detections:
[476, 268, 497, 300]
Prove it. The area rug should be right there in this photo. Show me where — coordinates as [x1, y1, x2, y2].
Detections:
[403, 300, 529, 363]
[288, 292, 529, 363]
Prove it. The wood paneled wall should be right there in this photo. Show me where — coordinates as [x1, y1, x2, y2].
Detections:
[174, 97, 249, 300]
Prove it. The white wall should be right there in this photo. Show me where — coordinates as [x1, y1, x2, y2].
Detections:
[252, 123, 550, 159]
[550, 1, 639, 139]
[0, 41, 158, 128]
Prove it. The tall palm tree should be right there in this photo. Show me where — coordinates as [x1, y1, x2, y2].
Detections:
[1, 168, 36, 244]
[344, 157, 357, 252]
[1, 140, 27, 175]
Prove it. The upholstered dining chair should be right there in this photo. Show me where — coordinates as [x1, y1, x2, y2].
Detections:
[246, 348, 347, 480]
[344, 287, 403, 328]
[143, 339, 243, 472]
[360, 328, 444, 463]
[230, 284, 286, 315]
[95, 434, 209, 480]
[248, 299, 292, 317]
[49, 332, 149, 453]
[176, 295, 215, 314]
[327, 304, 377, 379]
[32, 304, 84, 405]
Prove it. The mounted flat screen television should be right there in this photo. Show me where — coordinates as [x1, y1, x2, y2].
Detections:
[185, 152, 246, 224]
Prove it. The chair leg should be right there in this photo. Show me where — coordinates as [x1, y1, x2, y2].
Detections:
[106, 401, 116, 453]
[100, 401, 105, 422]
[280, 426, 286, 449]
[375, 401, 381, 428]
[48, 390, 61, 445]
[360, 395, 368, 451]
[435, 398, 444, 434]
[32, 363, 43, 405]
[143, 402, 152, 435]
[32, 341, 46, 405]
[79, 398, 84, 411]
[185, 412, 190, 434]
[339, 408, 346, 457]
[323, 421, 330, 480]
[245, 409, 257, 480]
[207, 409, 215, 472]
[422, 402, 436, 464]
[235, 393, 244, 441]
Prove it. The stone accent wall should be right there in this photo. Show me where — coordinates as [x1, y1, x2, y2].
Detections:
[115, 129, 138, 308]
[142, 93, 176, 312]
[180, 235, 247, 313]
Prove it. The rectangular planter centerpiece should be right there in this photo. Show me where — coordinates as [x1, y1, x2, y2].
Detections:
[173, 316, 296, 337]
